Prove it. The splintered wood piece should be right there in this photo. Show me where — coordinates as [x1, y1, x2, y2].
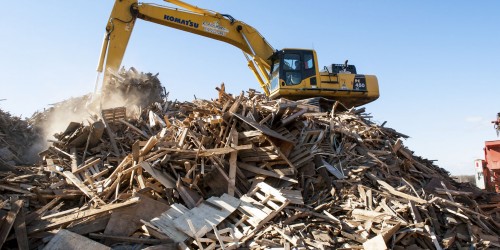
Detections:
[233, 182, 290, 243]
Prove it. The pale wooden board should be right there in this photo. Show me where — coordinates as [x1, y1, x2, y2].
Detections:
[362, 234, 388, 250]
[150, 203, 190, 243]
[42, 229, 110, 250]
[237, 198, 269, 227]
[173, 194, 240, 238]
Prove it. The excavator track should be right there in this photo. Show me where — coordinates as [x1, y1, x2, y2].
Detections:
[297, 97, 348, 112]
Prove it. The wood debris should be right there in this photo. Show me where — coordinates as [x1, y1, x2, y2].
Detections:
[0, 109, 41, 170]
[0, 69, 499, 249]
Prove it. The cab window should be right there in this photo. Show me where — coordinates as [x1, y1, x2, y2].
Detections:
[270, 60, 280, 91]
[302, 52, 316, 79]
[283, 53, 302, 85]
[304, 53, 314, 69]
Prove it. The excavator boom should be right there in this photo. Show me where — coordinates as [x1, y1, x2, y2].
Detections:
[98, 0, 274, 95]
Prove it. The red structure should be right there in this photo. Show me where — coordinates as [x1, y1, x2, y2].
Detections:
[476, 140, 500, 192]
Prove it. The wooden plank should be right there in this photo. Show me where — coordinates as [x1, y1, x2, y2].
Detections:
[238, 162, 298, 183]
[104, 155, 132, 188]
[67, 214, 111, 235]
[0, 199, 23, 249]
[0, 184, 35, 196]
[376, 179, 427, 204]
[25, 197, 61, 224]
[279, 108, 307, 126]
[232, 113, 293, 143]
[43, 229, 110, 250]
[89, 233, 174, 245]
[428, 197, 490, 219]
[159, 144, 253, 157]
[63, 171, 105, 205]
[73, 158, 101, 175]
[101, 116, 121, 156]
[13, 206, 29, 250]
[228, 125, 238, 196]
[28, 197, 140, 234]
[41, 207, 79, 220]
[119, 119, 149, 139]
[141, 161, 175, 189]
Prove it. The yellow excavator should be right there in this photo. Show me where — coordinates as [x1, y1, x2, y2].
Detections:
[97, 0, 379, 108]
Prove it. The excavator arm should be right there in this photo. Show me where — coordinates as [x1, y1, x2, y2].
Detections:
[97, 0, 275, 95]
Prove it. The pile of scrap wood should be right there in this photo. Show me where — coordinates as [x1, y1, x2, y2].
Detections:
[0, 108, 41, 170]
[1, 76, 500, 249]
[29, 67, 166, 133]
[101, 66, 166, 109]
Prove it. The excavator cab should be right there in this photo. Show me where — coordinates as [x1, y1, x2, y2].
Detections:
[268, 49, 380, 108]
[269, 49, 317, 94]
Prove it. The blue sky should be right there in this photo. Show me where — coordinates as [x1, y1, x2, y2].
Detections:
[1, 1, 499, 175]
